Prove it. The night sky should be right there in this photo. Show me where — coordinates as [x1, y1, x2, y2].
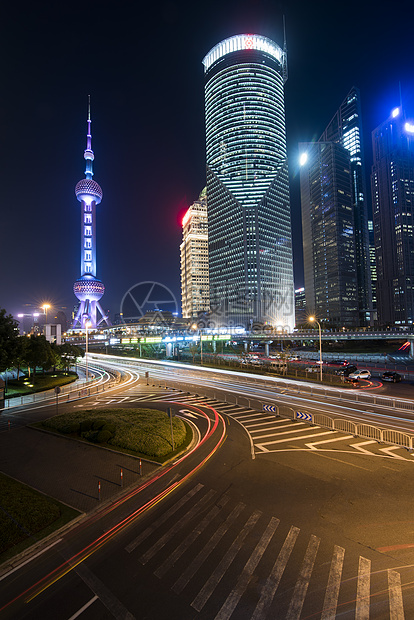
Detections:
[2, 0, 413, 322]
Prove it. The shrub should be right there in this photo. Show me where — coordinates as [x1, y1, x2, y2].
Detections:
[92, 419, 106, 431]
[62, 422, 80, 434]
[80, 420, 93, 433]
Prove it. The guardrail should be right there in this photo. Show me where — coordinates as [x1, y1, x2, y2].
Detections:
[142, 376, 414, 453]
[1, 364, 123, 411]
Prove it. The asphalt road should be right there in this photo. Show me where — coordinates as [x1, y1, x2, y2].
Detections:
[2, 375, 414, 619]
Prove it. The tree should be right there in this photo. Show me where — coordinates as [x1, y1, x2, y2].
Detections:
[0, 309, 20, 372]
[24, 335, 53, 376]
[58, 343, 84, 372]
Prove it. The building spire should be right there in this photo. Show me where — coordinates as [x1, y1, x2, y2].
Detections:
[84, 95, 94, 179]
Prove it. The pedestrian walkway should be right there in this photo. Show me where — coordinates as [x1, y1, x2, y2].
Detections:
[0, 426, 158, 513]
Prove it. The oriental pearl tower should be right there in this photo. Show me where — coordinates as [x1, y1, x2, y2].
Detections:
[72, 98, 109, 329]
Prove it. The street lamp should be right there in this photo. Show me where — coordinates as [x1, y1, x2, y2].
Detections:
[42, 304, 51, 337]
[191, 324, 203, 365]
[85, 320, 92, 382]
[309, 316, 323, 382]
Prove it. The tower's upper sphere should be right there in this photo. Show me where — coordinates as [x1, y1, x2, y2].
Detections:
[75, 178, 103, 205]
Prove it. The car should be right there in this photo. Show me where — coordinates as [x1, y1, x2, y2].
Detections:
[345, 376, 360, 386]
[382, 371, 402, 383]
[330, 360, 348, 366]
[336, 364, 357, 376]
[348, 369, 371, 380]
[306, 366, 319, 373]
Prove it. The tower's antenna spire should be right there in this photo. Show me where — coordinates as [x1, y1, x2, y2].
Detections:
[84, 95, 94, 179]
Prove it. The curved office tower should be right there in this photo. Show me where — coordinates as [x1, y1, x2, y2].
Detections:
[203, 34, 295, 331]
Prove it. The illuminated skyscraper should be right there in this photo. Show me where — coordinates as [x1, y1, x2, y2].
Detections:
[203, 34, 295, 331]
[180, 190, 210, 318]
[320, 87, 372, 324]
[300, 141, 359, 327]
[371, 106, 414, 326]
[72, 99, 109, 330]
[300, 87, 372, 328]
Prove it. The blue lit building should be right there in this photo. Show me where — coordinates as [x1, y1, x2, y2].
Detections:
[72, 99, 109, 330]
[371, 106, 414, 326]
[320, 87, 372, 325]
[203, 34, 295, 332]
[300, 140, 359, 327]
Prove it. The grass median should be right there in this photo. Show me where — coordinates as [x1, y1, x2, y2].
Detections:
[38, 407, 192, 462]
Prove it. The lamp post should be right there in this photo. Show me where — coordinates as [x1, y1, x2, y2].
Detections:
[309, 316, 323, 382]
[85, 320, 92, 382]
[191, 324, 203, 365]
[42, 304, 51, 336]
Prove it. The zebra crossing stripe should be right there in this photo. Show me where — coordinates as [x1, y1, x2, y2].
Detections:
[355, 556, 371, 620]
[320, 545, 345, 620]
[388, 569, 405, 620]
[154, 496, 230, 579]
[251, 526, 300, 620]
[172, 502, 246, 595]
[215, 517, 280, 620]
[286, 534, 320, 619]
[191, 510, 262, 612]
[139, 489, 216, 565]
[125, 483, 203, 553]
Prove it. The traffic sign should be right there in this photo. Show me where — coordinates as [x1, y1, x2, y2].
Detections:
[263, 405, 278, 413]
[296, 411, 312, 422]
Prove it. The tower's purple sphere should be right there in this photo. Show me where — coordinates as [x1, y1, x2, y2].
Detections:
[75, 178, 103, 204]
[73, 276, 105, 302]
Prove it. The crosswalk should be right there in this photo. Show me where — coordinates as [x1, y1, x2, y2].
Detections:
[124, 482, 407, 619]
[92, 388, 414, 462]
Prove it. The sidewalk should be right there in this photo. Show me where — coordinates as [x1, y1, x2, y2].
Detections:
[0, 426, 159, 513]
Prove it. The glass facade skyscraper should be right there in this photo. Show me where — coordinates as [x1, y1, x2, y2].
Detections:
[300, 141, 359, 327]
[203, 34, 295, 331]
[319, 87, 372, 325]
[371, 107, 414, 326]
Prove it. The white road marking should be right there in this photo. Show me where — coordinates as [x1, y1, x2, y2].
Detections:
[379, 446, 407, 460]
[351, 441, 378, 455]
[286, 534, 320, 619]
[251, 526, 300, 620]
[355, 556, 371, 620]
[256, 431, 333, 449]
[305, 435, 353, 450]
[67, 595, 98, 619]
[321, 545, 345, 620]
[191, 510, 262, 611]
[215, 517, 280, 620]
[388, 569, 405, 620]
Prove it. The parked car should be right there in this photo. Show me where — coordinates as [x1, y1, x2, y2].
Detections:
[382, 371, 402, 383]
[330, 360, 348, 366]
[336, 364, 358, 376]
[348, 369, 371, 380]
[306, 366, 319, 373]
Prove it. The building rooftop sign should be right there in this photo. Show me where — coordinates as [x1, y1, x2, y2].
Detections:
[202, 34, 284, 72]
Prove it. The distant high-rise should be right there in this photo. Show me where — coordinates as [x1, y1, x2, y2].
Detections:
[371, 106, 414, 326]
[203, 34, 295, 331]
[367, 220, 377, 318]
[299, 141, 359, 327]
[319, 87, 372, 324]
[72, 98, 109, 330]
[180, 190, 210, 318]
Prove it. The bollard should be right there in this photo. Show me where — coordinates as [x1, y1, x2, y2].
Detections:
[120, 468, 123, 487]
[98, 480, 101, 500]
[139, 459, 142, 476]
[8, 420, 11, 431]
